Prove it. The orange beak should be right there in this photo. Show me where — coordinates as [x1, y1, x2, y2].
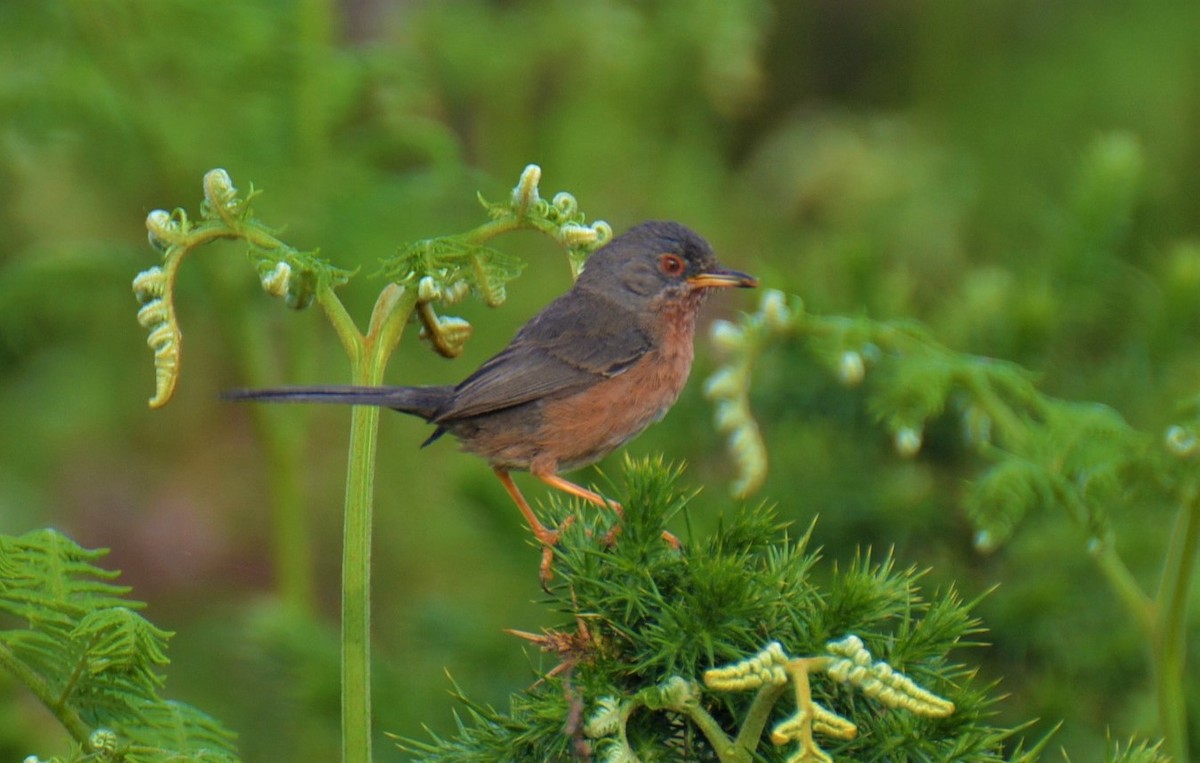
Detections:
[688, 266, 758, 289]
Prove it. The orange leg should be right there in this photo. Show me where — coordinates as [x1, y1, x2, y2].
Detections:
[535, 473, 624, 515]
[494, 469, 574, 586]
[495, 468, 556, 542]
[535, 471, 680, 550]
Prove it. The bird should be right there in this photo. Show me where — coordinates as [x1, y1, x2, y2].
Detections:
[226, 221, 757, 582]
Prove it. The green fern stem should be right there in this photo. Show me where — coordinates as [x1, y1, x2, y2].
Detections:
[1089, 540, 1154, 634]
[1152, 480, 1199, 763]
[451, 209, 573, 261]
[681, 706, 745, 762]
[317, 282, 417, 763]
[960, 373, 1036, 452]
[341, 401, 378, 763]
[0, 641, 90, 745]
[466, 214, 552, 242]
[730, 678, 791, 758]
[53, 634, 95, 719]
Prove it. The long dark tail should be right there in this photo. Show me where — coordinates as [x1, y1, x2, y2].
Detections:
[222, 385, 452, 422]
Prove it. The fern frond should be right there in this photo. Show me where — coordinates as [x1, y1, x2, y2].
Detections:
[380, 237, 526, 308]
[122, 699, 239, 761]
[0, 529, 133, 618]
[0, 529, 240, 762]
[73, 606, 172, 689]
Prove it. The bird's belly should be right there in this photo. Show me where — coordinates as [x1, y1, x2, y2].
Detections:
[451, 347, 691, 474]
[537, 383, 676, 472]
[539, 343, 694, 472]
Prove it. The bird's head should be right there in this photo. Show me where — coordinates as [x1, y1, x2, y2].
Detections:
[577, 221, 757, 310]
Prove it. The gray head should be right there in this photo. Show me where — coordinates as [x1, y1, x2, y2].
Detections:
[576, 221, 756, 303]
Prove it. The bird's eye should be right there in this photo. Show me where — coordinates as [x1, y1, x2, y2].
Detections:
[658, 253, 686, 277]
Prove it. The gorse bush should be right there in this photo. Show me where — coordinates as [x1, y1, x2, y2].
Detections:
[400, 457, 1038, 763]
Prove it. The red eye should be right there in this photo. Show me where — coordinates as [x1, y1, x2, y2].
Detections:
[659, 253, 686, 277]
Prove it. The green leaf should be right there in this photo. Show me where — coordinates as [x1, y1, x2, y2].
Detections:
[0, 529, 133, 625]
[73, 607, 172, 688]
[122, 699, 240, 762]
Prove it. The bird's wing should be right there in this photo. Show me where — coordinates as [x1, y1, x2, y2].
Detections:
[434, 289, 651, 422]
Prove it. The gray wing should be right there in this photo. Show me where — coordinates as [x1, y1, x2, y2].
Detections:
[433, 289, 651, 422]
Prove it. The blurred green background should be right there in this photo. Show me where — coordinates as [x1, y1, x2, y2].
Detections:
[2, 0, 1198, 760]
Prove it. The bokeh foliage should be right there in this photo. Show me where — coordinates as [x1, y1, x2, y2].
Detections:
[2, 0, 1199, 760]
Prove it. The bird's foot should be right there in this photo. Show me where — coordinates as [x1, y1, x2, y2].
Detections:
[536, 515, 576, 590]
[600, 524, 680, 551]
[601, 524, 621, 547]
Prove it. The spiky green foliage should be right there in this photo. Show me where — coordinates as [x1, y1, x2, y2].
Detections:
[1099, 735, 1169, 763]
[399, 456, 1043, 762]
[0, 530, 238, 762]
[1053, 732, 1170, 763]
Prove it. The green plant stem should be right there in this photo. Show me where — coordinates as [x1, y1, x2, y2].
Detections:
[464, 211, 561, 247]
[647, 686, 743, 763]
[0, 642, 90, 744]
[964, 376, 1033, 451]
[679, 702, 747, 763]
[340, 392, 378, 763]
[1152, 480, 1199, 763]
[1089, 539, 1154, 634]
[318, 283, 366, 364]
[323, 283, 416, 763]
[732, 680, 790, 754]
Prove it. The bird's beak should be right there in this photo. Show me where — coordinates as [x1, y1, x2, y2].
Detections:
[688, 266, 758, 289]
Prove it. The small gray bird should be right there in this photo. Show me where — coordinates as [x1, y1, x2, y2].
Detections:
[227, 221, 757, 580]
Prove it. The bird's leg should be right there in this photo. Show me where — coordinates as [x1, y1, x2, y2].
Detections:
[494, 468, 574, 587]
[535, 473, 624, 516]
[535, 472, 626, 546]
[535, 472, 680, 550]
